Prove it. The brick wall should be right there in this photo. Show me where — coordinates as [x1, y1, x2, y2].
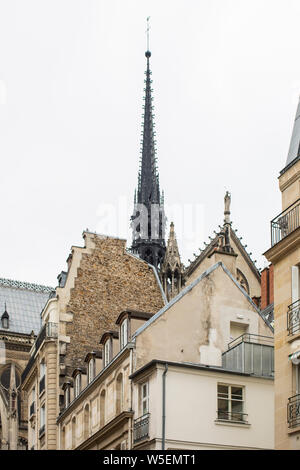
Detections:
[64, 235, 164, 369]
[261, 265, 274, 310]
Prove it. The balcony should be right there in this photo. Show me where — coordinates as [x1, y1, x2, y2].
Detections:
[288, 394, 300, 428]
[287, 299, 300, 336]
[39, 375, 45, 395]
[133, 413, 150, 444]
[222, 334, 274, 377]
[271, 198, 300, 247]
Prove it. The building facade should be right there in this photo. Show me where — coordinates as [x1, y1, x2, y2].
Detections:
[21, 231, 165, 450]
[0, 278, 53, 449]
[57, 243, 274, 450]
[265, 97, 300, 449]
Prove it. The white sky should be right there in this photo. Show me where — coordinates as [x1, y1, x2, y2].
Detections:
[0, 0, 299, 287]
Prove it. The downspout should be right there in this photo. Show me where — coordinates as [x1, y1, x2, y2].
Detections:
[162, 363, 168, 450]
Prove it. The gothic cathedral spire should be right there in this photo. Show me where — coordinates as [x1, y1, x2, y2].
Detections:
[131, 46, 166, 270]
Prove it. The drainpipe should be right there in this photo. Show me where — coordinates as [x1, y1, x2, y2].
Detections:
[162, 363, 168, 450]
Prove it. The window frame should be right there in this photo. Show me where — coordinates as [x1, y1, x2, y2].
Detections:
[120, 318, 128, 349]
[74, 373, 81, 398]
[140, 381, 149, 416]
[88, 357, 95, 384]
[104, 339, 111, 368]
[217, 383, 245, 422]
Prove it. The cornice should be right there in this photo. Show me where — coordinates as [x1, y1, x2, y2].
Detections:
[264, 226, 300, 264]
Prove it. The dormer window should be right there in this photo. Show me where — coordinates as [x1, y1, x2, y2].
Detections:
[104, 340, 111, 368]
[74, 373, 81, 398]
[88, 357, 95, 384]
[1, 305, 9, 329]
[120, 318, 128, 349]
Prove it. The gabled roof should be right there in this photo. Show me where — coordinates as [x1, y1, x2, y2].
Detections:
[184, 226, 260, 282]
[133, 261, 273, 340]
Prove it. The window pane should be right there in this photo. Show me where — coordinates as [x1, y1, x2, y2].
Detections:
[231, 387, 243, 399]
[217, 384, 228, 398]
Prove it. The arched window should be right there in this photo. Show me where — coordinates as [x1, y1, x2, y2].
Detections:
[100, 389, 106, 427]
[236, 269, 250, 295]
[116, 373, 123, 415]
[61, 426, 66, 450]
[84, 404, 90, 440]
[72, 416, 76, 449]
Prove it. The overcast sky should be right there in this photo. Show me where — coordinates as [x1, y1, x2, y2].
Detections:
[0, 0, 299, 287]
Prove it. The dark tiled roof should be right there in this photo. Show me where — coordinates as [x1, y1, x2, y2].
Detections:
[0, 278, 54, 335]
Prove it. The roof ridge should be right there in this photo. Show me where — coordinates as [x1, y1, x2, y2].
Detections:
[0, 278, 54, 293]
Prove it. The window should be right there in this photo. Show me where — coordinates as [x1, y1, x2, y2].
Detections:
[1, 312, 9, 329]
[40, 404, 45, 435]
[88, 358, 95, 384]
[120, 319, 128, 349]
[217, 384, 245, 422]
[104, 340, 111, 367]
[39, 361, 46, 395]
[40, 361, 46, 379]
[30, 386, 36, 416]
[74, 374, 81, 398]
[141, 382, 149, 416]
[64, 385, 71, 407]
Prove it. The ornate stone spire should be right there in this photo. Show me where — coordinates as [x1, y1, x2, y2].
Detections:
[161, 222, 184, 300]
[131, 31, 166, 270]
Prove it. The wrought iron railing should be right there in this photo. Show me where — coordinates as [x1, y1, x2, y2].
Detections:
[288, 394, 300, 428]
[133, 413, 150, 444]
[287, 299, 300, 335]
[29, 401, 35, 417]
[217, 411, 248, 423]
[271, 198, 300, 246]
[39, 375, 45, 395]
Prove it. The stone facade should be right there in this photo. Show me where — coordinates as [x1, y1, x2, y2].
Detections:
[64, 234, 164, 370]
[22, 231, 165, 450]
[265, 157, 300, 449]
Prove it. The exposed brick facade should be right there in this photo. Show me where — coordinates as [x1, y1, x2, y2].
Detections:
[261, 265, 274, 310]
[65, 235, 164, 369]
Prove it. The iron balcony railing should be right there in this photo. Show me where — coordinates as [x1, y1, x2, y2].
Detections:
[217, 411, 248, 423]
[39, 375, 45, 395]
[133, 413, 150, 444]
[288, 394, 300, 428]
[29, 401, 35, 417]
[271, 198, 300, 246]
[287, 299, 300, 335]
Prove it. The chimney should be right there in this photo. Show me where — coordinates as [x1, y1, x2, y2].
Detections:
[261, 266, 270, 310]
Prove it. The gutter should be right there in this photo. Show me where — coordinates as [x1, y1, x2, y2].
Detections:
[162, 363, 168, 451]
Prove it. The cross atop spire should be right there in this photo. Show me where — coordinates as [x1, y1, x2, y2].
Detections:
[131, 31, 166, 270]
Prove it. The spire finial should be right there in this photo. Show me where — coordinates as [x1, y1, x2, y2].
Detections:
[146, 16, 151, 54]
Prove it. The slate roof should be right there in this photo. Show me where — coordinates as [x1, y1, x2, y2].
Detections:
[286, 97, 300, 167]
[0, 278, 54, 335]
